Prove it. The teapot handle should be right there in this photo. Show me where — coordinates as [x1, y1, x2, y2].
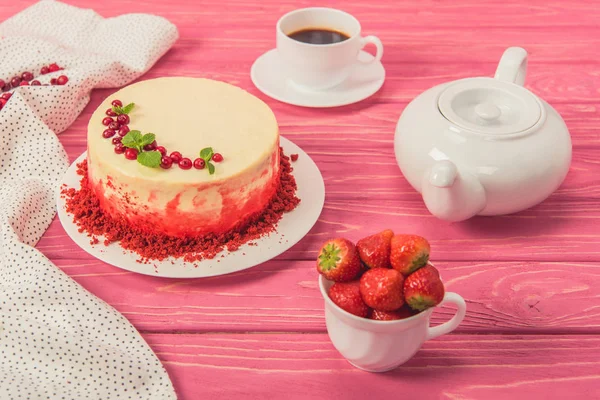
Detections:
[494, 47, 528, 86]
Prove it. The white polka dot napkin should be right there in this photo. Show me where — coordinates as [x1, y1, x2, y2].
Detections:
[0, 1, 178, 398]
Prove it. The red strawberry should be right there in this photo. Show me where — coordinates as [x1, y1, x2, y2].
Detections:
[371, 305, 414, 321]
[359, 268, 405, 311]
[328, 281, 370, 318]
[316, 238, 362, 282]
[356, 229, 394, 269]
[404, 265, 445, 311]
[390, 234, 431, 276]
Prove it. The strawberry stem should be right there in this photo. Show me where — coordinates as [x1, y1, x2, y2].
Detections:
[318, 244, 341, 271]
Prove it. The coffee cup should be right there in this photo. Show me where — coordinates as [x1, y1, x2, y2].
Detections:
[276, 7, 383, 91]
[318, 275, 466, 372]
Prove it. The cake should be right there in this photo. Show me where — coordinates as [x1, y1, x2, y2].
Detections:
[86, 77, 281, 238]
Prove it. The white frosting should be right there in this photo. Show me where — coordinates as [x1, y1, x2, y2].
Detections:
[88, 77, 279, 183]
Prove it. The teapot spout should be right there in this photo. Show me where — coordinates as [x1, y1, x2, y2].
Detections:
[428, 160, 458, 188]
[421, 161, 487, 222]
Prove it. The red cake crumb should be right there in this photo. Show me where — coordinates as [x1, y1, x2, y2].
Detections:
[290, 154, 298, 162]
[62, 148, 300, 263]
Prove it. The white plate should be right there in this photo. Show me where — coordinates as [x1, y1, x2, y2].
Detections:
[251, 49, 385, 108]
[56, 137, 324, 278]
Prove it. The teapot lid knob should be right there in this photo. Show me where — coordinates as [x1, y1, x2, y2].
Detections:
[475, 102, 501, 122]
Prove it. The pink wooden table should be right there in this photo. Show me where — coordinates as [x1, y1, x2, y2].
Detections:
[4, 0, 600, 398]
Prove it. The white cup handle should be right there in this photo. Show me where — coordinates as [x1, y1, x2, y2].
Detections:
[425, 292, 467, 340]
[359, 35, 383, 64]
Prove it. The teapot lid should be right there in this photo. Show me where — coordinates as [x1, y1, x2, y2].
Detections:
[437, 77, 542, 136]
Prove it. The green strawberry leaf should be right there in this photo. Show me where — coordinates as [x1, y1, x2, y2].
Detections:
[141, 133, 156, 147]
[121, 103, 135, 114]
[121, 130, 142, 148]
[207, 161, 215, 175]
[317, 243, 341, 271]
[200, 147, 213, 161]
[136, 151, 162, 168]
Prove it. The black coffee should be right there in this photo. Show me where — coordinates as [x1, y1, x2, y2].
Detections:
[288, 28, 350, 45]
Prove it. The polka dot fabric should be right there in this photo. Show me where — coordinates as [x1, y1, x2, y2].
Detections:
[0, 1, 178, 399]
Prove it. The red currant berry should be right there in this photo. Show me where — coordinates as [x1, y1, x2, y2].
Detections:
[0, 79, 6, 89]
[193, 158, 206, 169]
[48, 63, 60, 72]
[169, 151, 182, 163]
[118, 125, 130, 137]
[106, 108, 117, 117]
[21, 71, 33, 81]
[114, 144, 125, 154]
[1, 92, 11, 100]
[156, 146, 167, 156]
[112, 137, 122, 145]
[57, 75, 68, 85]
[125, 148, 138, 160]
[50, 78, 57, 85]
[108, 121, 120, 130]
[212, 153, 223, 162]
[102, 129, 116, 138]
[111, 99, 123, 107]
[10, 76, 21, 87]
[116, 114, 130, 125]
[179, 158, 192, 170]
[30, 80, 41, 86]
[40, 66, 49, 75]
[160, 156, 173, 169]
[102, 117, 113, 126]
[143, 140, 157, 151]
[19, 81, 29, 86]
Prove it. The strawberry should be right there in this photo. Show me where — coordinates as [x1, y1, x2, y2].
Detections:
[404, 264, 445, 311]
[370, 306, 414, 321]
[328, 281, 370, 318]
[316, 238, 362, 282]
[356, 229, 394, 269]
[359, 268, 405, 311]
[390, 234, 431, 276]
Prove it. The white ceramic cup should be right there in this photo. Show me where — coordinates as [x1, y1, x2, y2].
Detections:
[319, 275, 467, 372]
[276, 7, 383, 91]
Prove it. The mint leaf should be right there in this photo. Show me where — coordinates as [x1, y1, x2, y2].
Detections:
[137, 151, 162, 168]
[141, 133, 156, 147]
[207, 161, 215, 175]
[121, 103, 135, 114]
[200, 147, 213, 161]
[112, 105, 124, 115]
[121, 130, 142, 148]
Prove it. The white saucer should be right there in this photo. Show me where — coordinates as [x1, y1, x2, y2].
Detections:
[56, 137, 325, 279]
[251, 49, 385, 108]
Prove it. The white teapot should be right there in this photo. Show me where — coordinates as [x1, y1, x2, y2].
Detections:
[394, 47, 572, 222]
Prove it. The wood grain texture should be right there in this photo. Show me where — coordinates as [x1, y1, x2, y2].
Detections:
[54, 258, 600, 334]
[3, 0, 600, 398]
[144, 333, 600, 400]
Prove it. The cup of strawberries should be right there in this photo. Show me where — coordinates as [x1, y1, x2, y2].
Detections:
[317, 230, 466, 372]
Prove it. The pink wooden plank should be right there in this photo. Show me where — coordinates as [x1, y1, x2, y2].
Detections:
[51, 258, 600, 333]
[3, 1, 598, 64]
[39, 186, 600, 263]
[143, 333, 600, 399]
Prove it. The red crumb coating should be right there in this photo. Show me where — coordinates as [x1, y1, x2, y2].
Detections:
[62, 148, 300, 263]
[290, 154, 299, 162]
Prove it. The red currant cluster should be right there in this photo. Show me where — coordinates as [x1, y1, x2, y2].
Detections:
[0, 63, 69, 111]
[104, 99, 223, 170]
[162, 150, 223, 170]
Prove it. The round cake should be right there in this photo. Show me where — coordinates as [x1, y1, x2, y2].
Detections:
[87, 77, 281, 238]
